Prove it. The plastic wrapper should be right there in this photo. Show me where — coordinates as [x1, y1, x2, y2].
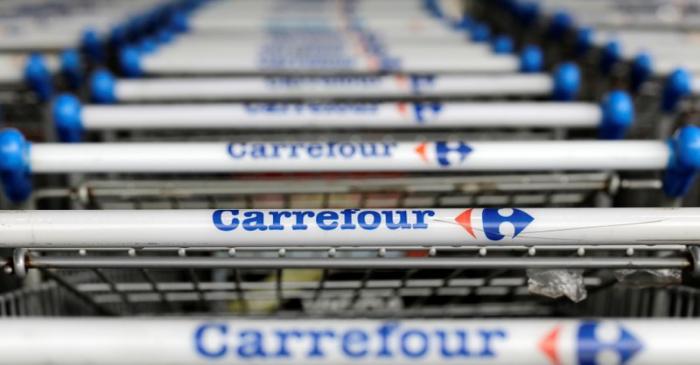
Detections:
[527, 269, 587, 302]
[614, 269, 682, 288]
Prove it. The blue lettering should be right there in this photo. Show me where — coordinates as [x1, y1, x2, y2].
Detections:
[242, 211, 267, 231]
[412, 210, 435, 229]
[227, 143, 246, 158]
[436, 330, 470, 357]
[377, 322, 398, 358]
[213, 210, 239, 231]
[340, 209, 358, 230]
[478, 329, 506, 357]
[382, 211, 410, 230]
[338, 143, 356, 158]
[275, 330, 303, 357]
[342, 329, 369, 358]
[292, 210, 315, 230]
[357, 211, 381, 230]
[194, 323, 228, 358]
[237, 329, 267, 358]
[316, 211, 339, 230]
[401, 329, 429, 358]
[307, 330, 335, 358]
[269, 211, 292, 230]
[307, 143, 323, 158]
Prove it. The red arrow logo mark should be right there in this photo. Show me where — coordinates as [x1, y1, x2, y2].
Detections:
[454, 208, 476, 238]
[539, 325, 562, 365]
[415, 142, 428, 163]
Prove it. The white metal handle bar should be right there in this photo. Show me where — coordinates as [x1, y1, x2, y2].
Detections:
[88, 64, 580, 103]
[0, 208, 700, 248]
[124, 48, 526, 76]
[53, 91, 633, 142]
[2, 126, 699, 202]
[0, 318, 696, 365]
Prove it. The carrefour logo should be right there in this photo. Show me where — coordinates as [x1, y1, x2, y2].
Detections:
[540, 322, 643, 365]
[212, 209, 435, 232]
[396, 102, 442, 123]
[226, 141, 397, 160]
[415, 141, 473, 167]
[194, 322, 507, 360]
[211, 208, 535, 241]
[454, 208, 534, 241]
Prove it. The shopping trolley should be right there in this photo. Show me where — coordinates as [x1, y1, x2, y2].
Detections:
[0, 208, 699, 319]
[479, 0, 700, 141]
[1, 123, 698, 211]
[109, 0, 543, 77]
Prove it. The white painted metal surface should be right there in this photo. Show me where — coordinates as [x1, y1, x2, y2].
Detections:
[0, 318, 696, 364]
[81, 102, 601, 130]
[0, 208, 696, 247]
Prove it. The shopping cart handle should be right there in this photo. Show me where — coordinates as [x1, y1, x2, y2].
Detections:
[491, 35, 514, 54]
[575, 27, 594, 56]
[631, 52, 653, 92]
[664, 125, 700, 197]
[0, 129, 31, 203]
[59, 49, 82, 89]
[552, 62, 580, 101]
[90, 69, 116, 103]
[599, 90, 634, 139]
[662, 68, 692, 113]
[120, 46, 142, 77]
[23, 53, 52, 102]
[53, 94, 82, 143]
[600, 40, 621, 75]
[519, 45, 543, 73]
[80, 28, 104, 63]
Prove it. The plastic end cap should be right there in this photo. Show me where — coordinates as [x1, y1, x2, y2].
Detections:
[631, 52, 653, 92]
[59, 49, 82, 89]
[157, 28, 174, 44]
[470, 23, 490, 43]
[0, 128, 31, 203]
[663, 126, 700, 197]
[23, 53, 52, 101]
[600, 40, 621, 75]
[662, 68, 692, 113]
[575, 27, 594, 56]
[138, 37, 158, 54]
[171, 10, 189, 33]
[491, 35, 514, 54]
[552, 62, 581, 101]
[599, 90, 634, 140]
[90, 69, 116, 104]
[548, 11, 573, 40]
[120, 46, 142, 77]
[519, 45, 543, 73]
[453, 15, 472, 30]
[81, 28, 103, 62]
[53, 94, 83, 143]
